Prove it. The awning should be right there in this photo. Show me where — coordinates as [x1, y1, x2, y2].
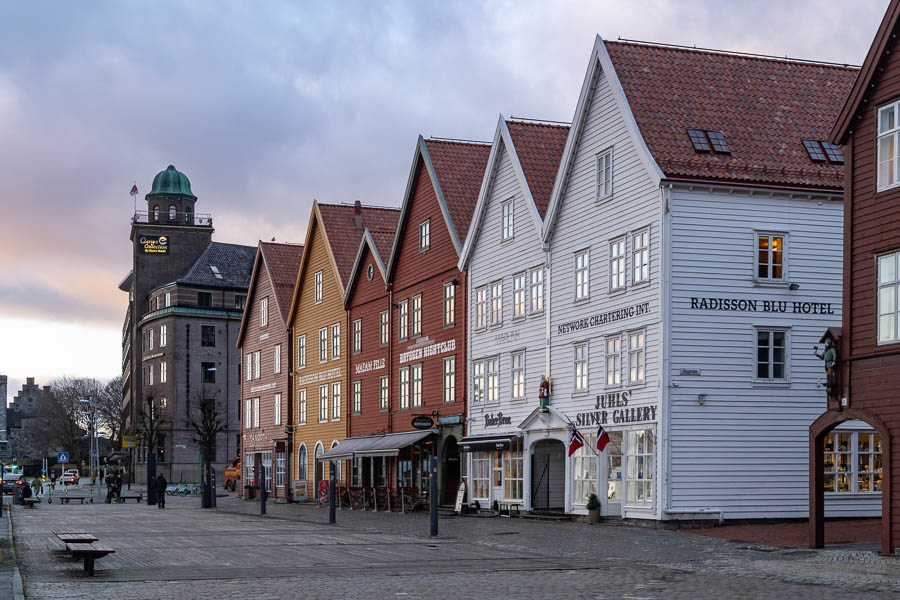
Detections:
[317, 429, 436, 462]
[459, 435, 516, 453]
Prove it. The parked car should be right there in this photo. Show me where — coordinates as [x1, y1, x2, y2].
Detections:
[61, 469, 80, 485]
[1, 473, 25, 494]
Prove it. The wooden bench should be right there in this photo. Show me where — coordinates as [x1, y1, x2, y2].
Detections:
[499, 502, 521, 517]
[119, 494, 142, 503]
[23, 498, 40, 509]
[55, 532, 99, 544]
[65, 543, 114, 576]
[60, 496, 89, 504]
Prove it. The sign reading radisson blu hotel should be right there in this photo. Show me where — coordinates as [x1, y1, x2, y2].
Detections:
[138, 234, 169, 254]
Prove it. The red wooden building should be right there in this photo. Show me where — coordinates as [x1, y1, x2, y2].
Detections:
[813, 0, 900, 556]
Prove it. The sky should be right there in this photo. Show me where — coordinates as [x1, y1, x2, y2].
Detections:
[0, 0, 889, 403]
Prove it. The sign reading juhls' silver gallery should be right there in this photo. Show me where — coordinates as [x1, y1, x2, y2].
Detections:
[574, 390, 656, 427]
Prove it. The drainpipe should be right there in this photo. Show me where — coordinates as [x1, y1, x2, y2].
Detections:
[287, 326, 293, 502]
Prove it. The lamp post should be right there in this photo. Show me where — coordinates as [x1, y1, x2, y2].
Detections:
[80, 394, 99, 497]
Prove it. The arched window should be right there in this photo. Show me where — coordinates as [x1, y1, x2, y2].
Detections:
[331, 440, 341, 481]
[185, 205, 193, 224]
[169, 205, 177, 220]
[153, 205, 160, 221]
[314, 441, 324, 487]
[297, 443, 308, 482]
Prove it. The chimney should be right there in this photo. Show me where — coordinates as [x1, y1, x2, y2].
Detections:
[353, 200, 363, 228]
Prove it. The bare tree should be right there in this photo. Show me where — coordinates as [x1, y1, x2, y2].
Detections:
[188, 390, 225, 508]
[97, 376, 124, 450]
[135, 392, 169, 504]
[46, 377, 103, 465]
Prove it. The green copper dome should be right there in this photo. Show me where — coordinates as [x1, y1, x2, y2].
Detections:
[146, 165, 197, 200]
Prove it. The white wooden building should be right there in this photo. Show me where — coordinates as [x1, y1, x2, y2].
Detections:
[462, 37, 874, 522]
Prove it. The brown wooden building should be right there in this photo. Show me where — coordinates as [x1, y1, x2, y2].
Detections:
[236, 241, 303, 500]
[813, 0, 900, 556]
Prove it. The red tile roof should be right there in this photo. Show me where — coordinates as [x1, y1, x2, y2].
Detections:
[604, 41, 858, 190]
[317, 203, 400, 287]
[506, 120, 570, 217]
[259, 241, 303, 323]
[423, 139, 491, 242]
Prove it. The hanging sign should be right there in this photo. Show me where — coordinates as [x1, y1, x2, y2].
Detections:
[411, 415, 434, 430]
[138, 235, 169, 254]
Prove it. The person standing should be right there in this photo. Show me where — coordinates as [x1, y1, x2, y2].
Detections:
[156, 473, 167, 509]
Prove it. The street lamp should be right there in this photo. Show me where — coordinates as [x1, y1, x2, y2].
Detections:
[80, 394, 99, 496]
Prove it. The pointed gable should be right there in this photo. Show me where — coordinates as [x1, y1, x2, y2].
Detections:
[505, 120, 570, 218]
[260, 241, 304, 323]
[422, 139, 492, 244]
[317, 202, 401, 288]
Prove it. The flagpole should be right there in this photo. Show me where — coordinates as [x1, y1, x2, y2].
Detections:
[563, 413, 622, 456]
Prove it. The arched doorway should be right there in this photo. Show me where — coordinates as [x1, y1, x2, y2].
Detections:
[314, 441, 324, 497]
[442, 436, 460, 505]
[531, 439, 565, 510]
[810, 409, 892, 555]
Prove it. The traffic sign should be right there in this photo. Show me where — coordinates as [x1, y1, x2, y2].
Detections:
[57, 452, 69, 463]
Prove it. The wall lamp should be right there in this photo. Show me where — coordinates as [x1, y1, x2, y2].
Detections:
[697, 393, 707, 406]
[789, 283, 800, 291]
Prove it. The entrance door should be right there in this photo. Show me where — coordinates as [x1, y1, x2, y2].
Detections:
[442, 436, 460, 505]
[531, 439, 564, 510]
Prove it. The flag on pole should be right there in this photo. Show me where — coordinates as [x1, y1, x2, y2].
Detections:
[568, 426, 584, 457]
[130, 184, 138, 196]
[596, 425, 611, 452]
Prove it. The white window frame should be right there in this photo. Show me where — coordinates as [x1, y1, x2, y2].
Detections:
[412, 294, 422, 337]
[513, 272, 526, 319]
[574, 343, 588, 393]
[824, 431, 883, 494]
[411, 363, 423, 408]
[606, 335, 621, 387]
[253, 397, 260, 428]
[877, 101, 900, 191]
[331, 323, 341, 360]
[575, 250, 590, 301]
[596, 148, 613, 200]
[352, 319, 362, 354]
[628, 330, 645, 385]
[755, 327, 789, 382]
[399, 366, 410, 410]
[475, 287, 487, 329]
[472, 360, 485, 404]
[530, 267, 544, 314]
[609, 237, 626, 292]
[314, 271, 323, 304]
[297, 334, 307, 369]
[318, 384, 328, 423]
[352, 380, 361, 415]
[625, 429, 654, 507]
[245, 354, 252, 381]
[165, 292, 171, 307]
[148, 327, 154, 350]
[319, 327, 328, 363]
[379, 375, 389, 410]
[254, 350, 260, 379]
[297, 388, 307, 425]
[572, 431, 598, 505]
[511, 351, 524, 400]
[245, 398, 252, 429]
[160, 324, 167, 347]
[297, 443, 308, 482]
[274, 344, 281, 374]
[379, 310, 389, 346]
[501, 199, 514, 241]
[490, 280, 503, 325]
[486, 356, 499, 403]
[632, 228, 649, 285]
[274, 393, 282, 426]
[755, 231, 787, 283]
[419, 219, 430, 252]
[471, 452, 490, 500]
[331, 381, 341, 421]
[443, 355, 456, 404]
[878, 250, 900, 344]
[504, 438, 524, 501]
[260, 297, 268, 327]
[160, 361, 167, 384]
[443, 282, 456, 327]
[398, 299, 409, 341]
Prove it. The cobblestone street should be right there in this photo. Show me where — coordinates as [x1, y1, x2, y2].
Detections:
[4, 491, 899, 599]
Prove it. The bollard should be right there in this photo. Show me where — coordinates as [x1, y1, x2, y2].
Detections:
[328, 460, 336, 524]
[430, 455, 438, 537]
[260, 478, 267, 515]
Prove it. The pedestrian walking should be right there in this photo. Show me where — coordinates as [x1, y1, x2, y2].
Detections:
[156, 474, 167, 509]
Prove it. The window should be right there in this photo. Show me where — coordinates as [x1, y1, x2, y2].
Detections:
[511, 351, 524, 400]
[443, 356, 456, 404]
[756, 233, 785, 281]
[260, 297, 268, 327]
[513, 273, 526, 318]
[367, 264, 374, 281]
[687, 129, 730, 154]
[318, 385, 328, 422]
[879, 102, 900, 190]
[253, 351, 260, 379]
[352, 380, 361, 414]
[253, 397, 259, 428]
[319, 327, 328, 363]
[275, 451, 285, 488]
[245, 354, 252, 381]
[475, 287, 487, 329]
[160, 361, 167, 384]
[202, 362, 216, 384]
[297, 335, 306, 368]
[504, 438, 524, 500]
[626, 430, 654, 506]
[573, 431, 598, 504]
[198, 292, 212, 307]
[245, 399, 252, 429]
[609, 238, 625, 291]
[297, 388, 307, 424]
[486, 357, 499, 403]
[821, 142, 844, 163]
[878, 251, 900, 343]
[262, 451, 272, 492]
[201, 325, 215, 347]
[472, 360, 485, 404]
[297, 445, 308, 482]
[606, 336, 621, 386]
[160, 325, 167, 347]
[596, 149, 612, 199]
[530, 268, 543, 313]
[398, 299, 409, 341]
[314, 271, 323, 303]
[574, 343, 588, 392]
[148, 364, 154, 385]
[471, 452, 490, 499]
[632, 229, 649, 285]
[502, 200, 514, 240]
[494, 452, 502, 488]
[412, 294, 422, 337]
[331, 381, 341, 420]
[399, 366, 410, 409]
[803, 139, 827, 162]
[169, 204, 177, 220]
[274, 393, 282, 425]
[153, 205, 159, 221]
[379, 375, 389, 410]
[165, 292, 171, 307]
[379, 310, 389, 346]
[490, 281, 502, 325]
[419, 219, 430, 251]
[411, 363, 423, 408]
[148, 328, 154, 350]
[575, 250, 590, 300]
[443, 282, 455, 327]
[331, 323, 340, 360]
[235, 294, 246, 310]
[625, 330, 646, 385]
[756, 328, 787, 380]
[352, 319, 362, 354]
[274, 344, 281, 374]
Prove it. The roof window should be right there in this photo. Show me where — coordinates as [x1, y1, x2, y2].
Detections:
[687, 129, 730, 154]
[802, 140, 844, 164]
[209, 265, 223, 280]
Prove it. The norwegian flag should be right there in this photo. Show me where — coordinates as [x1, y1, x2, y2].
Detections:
[597, 425, 611, 452]
[130, 184, 138, 196]
[568, 426, 585, 457]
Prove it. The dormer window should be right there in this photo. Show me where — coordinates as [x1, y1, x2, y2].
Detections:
[687, 129, 730, 154]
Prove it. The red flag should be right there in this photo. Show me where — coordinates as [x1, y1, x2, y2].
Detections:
[596, 425, 611, 452]
[568, 426, 584, 457]
[130, 184, 138, 196]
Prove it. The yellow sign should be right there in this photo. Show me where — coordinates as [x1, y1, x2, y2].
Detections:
[122, 435, 137, 448]
[138, 235, 169, 254]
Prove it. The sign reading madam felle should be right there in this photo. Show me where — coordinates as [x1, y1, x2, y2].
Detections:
[574, 390, 657, 426]
[138, 234, 169, 254]
[689, 297, 836, 315]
